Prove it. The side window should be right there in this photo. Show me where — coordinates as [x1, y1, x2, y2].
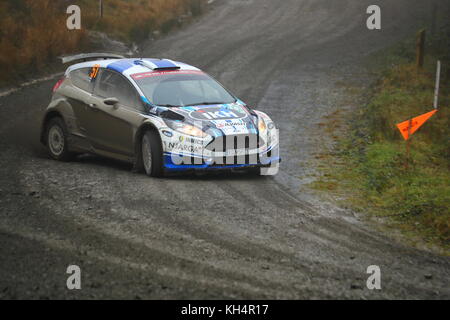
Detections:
[95, 69, 142, 110]
[70, 68, 93, 92]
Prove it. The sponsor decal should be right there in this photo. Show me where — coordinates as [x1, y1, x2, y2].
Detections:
[215, 120, 247, 129]
[165, 142, 202, 154]
[190, 107, 247, 121]
[131, 70, 204, 80]
[179, 136, 203, 145]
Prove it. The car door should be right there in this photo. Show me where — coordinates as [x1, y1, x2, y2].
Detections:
[84, 68, 144, 156]
[65, 68, 95, 137]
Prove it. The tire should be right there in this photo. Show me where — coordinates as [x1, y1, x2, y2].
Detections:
[141, 130, 164, 177]
[45, 117, 73, 161]
[247, 167, 262, 176]
[248, 162, 280, 176]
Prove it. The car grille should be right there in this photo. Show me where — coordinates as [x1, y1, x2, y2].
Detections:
[173, 134, 271, 166]
[179, 154, 262, 166]
[205, 134, 264, 152]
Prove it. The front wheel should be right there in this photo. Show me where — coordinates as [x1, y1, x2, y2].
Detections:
[247, 167, 262, 176]
[248, 162, 280, 176]
[45, 117, 73, 161]
[142, 131, 164, 177]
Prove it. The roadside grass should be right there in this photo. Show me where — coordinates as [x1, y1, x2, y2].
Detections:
[0, 1, 85, 84]
[311, 31, 450, 250]
[0, 0, 207, 86]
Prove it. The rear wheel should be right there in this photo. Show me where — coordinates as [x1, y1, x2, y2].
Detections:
[46, 117, 73, 161]
[142, 131, 164, 177]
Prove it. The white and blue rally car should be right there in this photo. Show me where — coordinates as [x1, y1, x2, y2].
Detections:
[41, 53, 279, 177]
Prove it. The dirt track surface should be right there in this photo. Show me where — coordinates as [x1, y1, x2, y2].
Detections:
[0, 0, 449, 299]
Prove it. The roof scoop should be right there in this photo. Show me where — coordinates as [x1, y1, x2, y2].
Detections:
[134, 59, 181, 71]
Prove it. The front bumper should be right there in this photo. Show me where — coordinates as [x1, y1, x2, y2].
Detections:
[160, 123, 280, 172]
[163, 148, 280, 172]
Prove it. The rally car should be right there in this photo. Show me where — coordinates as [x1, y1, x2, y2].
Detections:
[41, 53, 280, 177]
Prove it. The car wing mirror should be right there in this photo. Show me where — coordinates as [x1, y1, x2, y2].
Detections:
[104, 97, 119, 106]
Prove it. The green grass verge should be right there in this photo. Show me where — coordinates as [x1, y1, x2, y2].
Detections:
[312, 30, 450, 250]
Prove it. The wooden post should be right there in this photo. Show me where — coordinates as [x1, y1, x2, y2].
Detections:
[99, 0, 103, 18]
[405, 119, 412, 170]
[416, 29, 426, 70]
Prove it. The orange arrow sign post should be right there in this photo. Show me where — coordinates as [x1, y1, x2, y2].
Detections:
[396, 109, 437, 169]
[396, 109, 437, 141]
[395, 61, 441, 169]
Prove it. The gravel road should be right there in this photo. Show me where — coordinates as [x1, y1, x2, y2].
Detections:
[0, 0, 449, 299]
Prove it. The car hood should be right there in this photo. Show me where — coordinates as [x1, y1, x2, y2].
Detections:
[163, 102, 258, 136]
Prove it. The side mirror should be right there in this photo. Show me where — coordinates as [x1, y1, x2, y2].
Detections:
[104, 97, 119, 106]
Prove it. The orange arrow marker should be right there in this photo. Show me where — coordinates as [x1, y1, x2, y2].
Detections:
[396, 109, 437, 140]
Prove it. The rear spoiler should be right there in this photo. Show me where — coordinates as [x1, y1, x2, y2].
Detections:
[60, 53, 125, 64]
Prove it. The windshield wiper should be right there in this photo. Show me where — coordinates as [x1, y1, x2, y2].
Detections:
[184, 102, 227, 107]
[157, 104, 181, 108]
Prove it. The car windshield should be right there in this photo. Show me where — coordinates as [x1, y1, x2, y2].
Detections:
[132, 71, 236, 107]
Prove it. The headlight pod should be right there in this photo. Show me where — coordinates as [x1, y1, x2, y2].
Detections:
[258, 118, 276, 132]
[258, 118, 267, 132]
[165, 120, 207, 138]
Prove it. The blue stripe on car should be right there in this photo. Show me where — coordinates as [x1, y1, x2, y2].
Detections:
[107, 60, 134, 73]
[141, 96, 151, 104]
[145, 59, 177, 69]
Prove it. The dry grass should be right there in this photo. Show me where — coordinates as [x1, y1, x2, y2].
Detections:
[0, 0, 85, 83]
[0, 0, 207, 85]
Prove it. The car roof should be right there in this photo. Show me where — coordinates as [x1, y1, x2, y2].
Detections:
[65, 58, 201, 79]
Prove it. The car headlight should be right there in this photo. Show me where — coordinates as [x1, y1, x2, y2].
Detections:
[258, 118, 267, 132]
[166, 121, 207, 138]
